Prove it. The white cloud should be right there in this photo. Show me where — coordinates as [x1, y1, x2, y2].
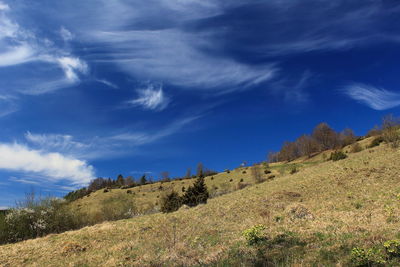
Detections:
[0, 3, 88, 98]
[96, 79, 118, 89]
[90, 29, 276, 90]
[0, 143, 95, 186]
[25, 132, 89, 151]
[0, 44, 35, 67]
[344, 83, 400, 110]
[60, 26, 74, 41]
[56, 56, 88, 82]
[0, 2, 9, 11]
[128, 83, 170, 111]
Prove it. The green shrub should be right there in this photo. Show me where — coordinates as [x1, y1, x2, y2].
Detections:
[160, 191, 182, 213]
[242, 224, 267, 246]
[351, 247, 385, 266]
[330, 151, 347, 161]
[1, 198, 81, 244]
[383, 240, 400, 257]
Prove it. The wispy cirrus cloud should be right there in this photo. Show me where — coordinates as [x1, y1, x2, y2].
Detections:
[128, 83, 170, 111]
[0, 142, 95, 186]
[0, 2, 88, 101]
[344, 83, 400, 110]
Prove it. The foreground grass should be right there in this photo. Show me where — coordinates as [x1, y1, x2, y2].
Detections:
[1, 143, 400, 266]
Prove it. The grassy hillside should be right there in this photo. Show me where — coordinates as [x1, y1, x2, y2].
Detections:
[2, 138, 400, 266]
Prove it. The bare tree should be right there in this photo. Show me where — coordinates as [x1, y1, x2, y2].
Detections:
[382, 114, 400, 148]
[312, 122, 339, 150]
[196, 162, 204, 178]
[185, 168, 191, 179]
[160, 171, 170, 182]
[251, 164, 264, 184]
[296, 134, 319, 158]
[340, 128, 357, 147]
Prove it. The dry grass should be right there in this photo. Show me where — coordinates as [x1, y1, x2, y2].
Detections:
[1, 140, 399, 266]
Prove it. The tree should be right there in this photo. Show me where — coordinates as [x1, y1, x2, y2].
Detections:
[251, 164, 264, 184]
[382, 114, 400, 148]
[296, 134, 319, 158]
[185, 168, 191, 179]
[196, 162, 204, 178]
[124, 176, 135, 187]
[182, 176, 209, 207]
[160, 171, 170, 182]
[340, 128, 356, 147]
[312, 122, 339, 150]
[160, 191, 182, 213]
[116, 174, 124, 187]
[140, 175, 147, 185]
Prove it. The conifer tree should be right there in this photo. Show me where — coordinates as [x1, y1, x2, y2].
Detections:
[182, 176, 209, 207]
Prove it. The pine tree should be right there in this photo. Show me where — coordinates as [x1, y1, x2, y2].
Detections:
[116, 174, 124, 187]
[140, 175, 147, 185]
[182, 176, 209, 207]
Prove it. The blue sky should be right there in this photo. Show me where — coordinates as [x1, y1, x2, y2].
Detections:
[1, 0, 400, 208]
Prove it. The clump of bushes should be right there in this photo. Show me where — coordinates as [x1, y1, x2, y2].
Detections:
[368, 136, 384, 148]
[329, 151, 347, 161]
[160, 177, 209, 213]
[351, 247, 385, 266]
[350, 143, 363, 153]
[0, 196, 81, 244]
[160, 191, 182, 213]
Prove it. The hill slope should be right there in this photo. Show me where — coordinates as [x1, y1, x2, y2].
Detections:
[1, 142, 400, 266]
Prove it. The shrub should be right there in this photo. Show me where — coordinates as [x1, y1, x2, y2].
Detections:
[160, 191, 182, 213]
[242, 170, 246, 174]
[182, 177, 209, 207]
[368, 136, 384, 148]
[225, 169, 230, 173]
[289, 166, 298, 174]
[264, 170, 271, 174]
[1, 197, 81, 244]
[329, 151, 347, 161]
[236, 182, 248, 190]
[229, 179, 233, 182]
[350, 247, 385, 266]
[242, 224, 267, 246]
[383, 240, 400, 257]
[99, 195, 136, 221]
[350, 143, 363, 153]
[240, 178, 244, 182]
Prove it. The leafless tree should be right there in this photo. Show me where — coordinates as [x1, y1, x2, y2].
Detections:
[382, 114, 400, 148]
[196, 162, 204, 178]
[312, 122, 339, 150]
[251, 164, 264, 184]
[160, 171, 170, 182]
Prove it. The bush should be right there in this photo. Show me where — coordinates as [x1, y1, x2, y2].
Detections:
[264, 170, 271, 174]
[289, 166, 298, 174]
[242, 224, 267, 246]
[350, 143, 363, 153]
[368, 136, 384, 148]
[329, 151, 347, 161]
[383, 240, 400, 257]
[99, 195, 136, 221]
[350, 247, 385, 266]
[160, 191, 182, 213]
[1, 197, 81, 244]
